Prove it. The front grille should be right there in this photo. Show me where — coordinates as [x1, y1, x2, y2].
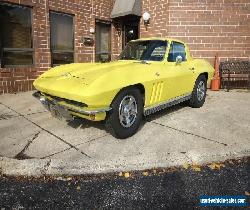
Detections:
[43, 93, 87, 108]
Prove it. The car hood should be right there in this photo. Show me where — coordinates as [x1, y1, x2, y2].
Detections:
[33, 61, 150, 101]
[37, 61, 141, 85]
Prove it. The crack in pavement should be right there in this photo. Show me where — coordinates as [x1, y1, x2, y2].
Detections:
[150, 121, 228, 147]
[41, 147, 73, 159]
[40, 134, 109, 159]
[0, 110, 48, 120]
[26, 110, 48, 116]
[80, 134, 110, 145]
[0, 113, 18, 120]
[15, 132, 40, 160]
[41, 159, 52, 175]
[183, 153, 194, 165]
[0, 102, 92, 159]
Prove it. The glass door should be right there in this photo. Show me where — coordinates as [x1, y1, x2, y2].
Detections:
[95, 21, 111, 62]
[122, 17, 140, 49]
[123, 23, 139, 49]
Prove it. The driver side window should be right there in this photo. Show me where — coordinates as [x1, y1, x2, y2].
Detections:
[149, 45, 167, 61]
[167, 42, 186, 62]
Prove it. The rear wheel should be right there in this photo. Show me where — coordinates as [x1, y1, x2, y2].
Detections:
[189, 75, 207, 108]
[105, 88, 143, 139]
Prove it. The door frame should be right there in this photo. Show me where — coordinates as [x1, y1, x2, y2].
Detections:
[121, 16, 140, 49]
[95, 19, 112, 62]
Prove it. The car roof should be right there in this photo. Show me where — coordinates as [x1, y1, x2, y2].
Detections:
[131, 37, 185, 44]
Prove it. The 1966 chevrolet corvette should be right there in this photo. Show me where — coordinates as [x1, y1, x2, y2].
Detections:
[33, 38, 215, 139]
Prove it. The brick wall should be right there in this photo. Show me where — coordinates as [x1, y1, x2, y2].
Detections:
[0, 0, 114, 94]
[140, 0, 170, 37]
[1, 0, 249, 94]
[141, 0, 250, 64]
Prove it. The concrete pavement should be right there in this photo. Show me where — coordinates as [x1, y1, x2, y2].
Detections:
[0, 90, 249, 176]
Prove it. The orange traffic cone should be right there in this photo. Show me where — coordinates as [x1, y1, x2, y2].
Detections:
[211, 53, 220, 91]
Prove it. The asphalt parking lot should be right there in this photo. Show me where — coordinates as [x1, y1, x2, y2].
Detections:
[0, 90, 250, 176]
[1, 158, 249, 209]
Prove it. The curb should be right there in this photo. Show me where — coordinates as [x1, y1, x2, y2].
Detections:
[1, 147, 249, 177]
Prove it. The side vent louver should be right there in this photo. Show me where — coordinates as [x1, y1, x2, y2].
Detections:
[150, 82, 164, 104]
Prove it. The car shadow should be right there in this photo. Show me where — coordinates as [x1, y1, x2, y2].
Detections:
[144, 102, 188, 122]
[66, 117, 107, 131]
[65, 102, 189, 134]
[139, 101, 189, 131]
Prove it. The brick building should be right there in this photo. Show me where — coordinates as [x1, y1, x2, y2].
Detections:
[0, 0, 249, 94]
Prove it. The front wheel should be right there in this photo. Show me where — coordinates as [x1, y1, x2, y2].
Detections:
[105, 88, 143, 139]
[189, 75, 207, 108]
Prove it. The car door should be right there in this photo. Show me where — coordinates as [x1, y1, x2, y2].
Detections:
[161, 41, 196, 101]
[144, 42, 170, 107]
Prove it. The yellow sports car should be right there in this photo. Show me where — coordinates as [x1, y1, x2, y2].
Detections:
[33, 38, 215, 139]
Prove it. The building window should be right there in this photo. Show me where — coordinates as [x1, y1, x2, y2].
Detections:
[95, 21, 111, 62]
[0, 3, 33, 67]
[50, 12, 74, 66]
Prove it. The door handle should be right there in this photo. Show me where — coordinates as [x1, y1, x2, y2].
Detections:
[189, 67, 195, 70]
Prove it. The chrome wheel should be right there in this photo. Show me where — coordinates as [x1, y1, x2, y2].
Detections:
[197, 81, 205, 101]
[119, 95, 138, 128]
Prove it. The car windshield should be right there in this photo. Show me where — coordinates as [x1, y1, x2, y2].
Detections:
[119, 40, 168, 61]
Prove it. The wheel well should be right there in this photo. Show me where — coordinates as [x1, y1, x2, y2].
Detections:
[126, 84, 145, 105]
[112, 84, 145, 106]
[132, 83, 145, 95]
[118, 83, 145, 95]
[200, 72, 208, 80]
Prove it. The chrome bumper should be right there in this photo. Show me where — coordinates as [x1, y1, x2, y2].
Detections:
[33, 91, 111, 117]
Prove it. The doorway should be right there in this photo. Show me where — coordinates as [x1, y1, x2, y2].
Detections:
[95, 21, 111, 62]
[122, 17, 140, 49]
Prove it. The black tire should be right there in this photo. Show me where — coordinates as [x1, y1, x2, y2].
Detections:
[105, 88, 143, 139]
[189, 75, 207, 108]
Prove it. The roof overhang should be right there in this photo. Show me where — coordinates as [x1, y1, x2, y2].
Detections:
[111, 0, 141, 19]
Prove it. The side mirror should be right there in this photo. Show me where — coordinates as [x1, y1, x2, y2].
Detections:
[176, 55, 182, 64]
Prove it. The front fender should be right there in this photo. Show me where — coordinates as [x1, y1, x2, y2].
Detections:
[84, 70, 150, 108]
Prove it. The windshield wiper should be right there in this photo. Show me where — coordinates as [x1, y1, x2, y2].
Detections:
[141, 60, 150, 64]
[120, 56, 137, 60]
[133, 60, 151, 65]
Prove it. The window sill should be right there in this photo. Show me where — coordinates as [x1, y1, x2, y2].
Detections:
[1, 65, 35, 69]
